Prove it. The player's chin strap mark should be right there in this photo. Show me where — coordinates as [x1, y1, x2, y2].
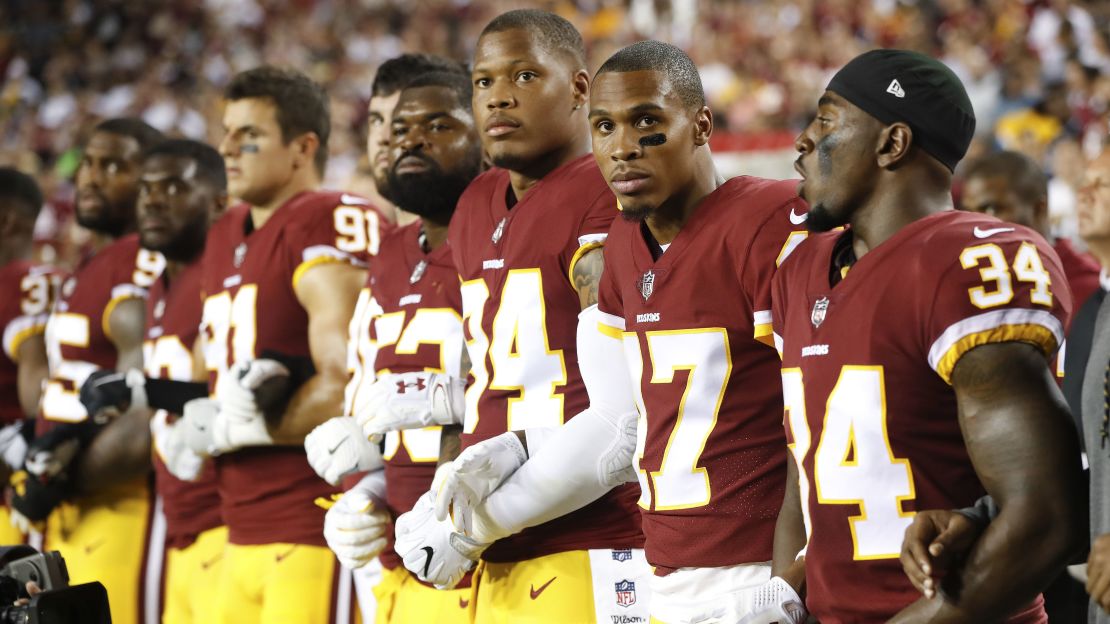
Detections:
[639, 133, 666, 147]
[420, 546, 435, 578]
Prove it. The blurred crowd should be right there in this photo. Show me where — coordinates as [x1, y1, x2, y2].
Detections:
[1, 0, 1109, 266]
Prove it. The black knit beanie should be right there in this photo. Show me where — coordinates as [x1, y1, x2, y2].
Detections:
[827, 49, 976, 172]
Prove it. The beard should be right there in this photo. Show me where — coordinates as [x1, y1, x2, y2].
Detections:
[76, 199, 134, 238]
[805, 203, 845, 233]
[387, 152, 481, 223]
[620, 202, 652, 222]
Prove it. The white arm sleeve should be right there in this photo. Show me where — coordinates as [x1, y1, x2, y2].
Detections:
[473, 305, 639, 540]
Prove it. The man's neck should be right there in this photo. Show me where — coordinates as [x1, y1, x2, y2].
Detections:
[88, 229, 127, 254]
[644, 155, 721, 245]
[506, 134, 591, 204]
[249, 176, 317, 230]
[0, 240, 32, 266]
[422, 219, 450, 251]
[849, 173, 953, 259]
[1088, 241, 1110, 270]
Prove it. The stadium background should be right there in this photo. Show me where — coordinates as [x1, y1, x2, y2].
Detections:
[0, 0, 1108, 269]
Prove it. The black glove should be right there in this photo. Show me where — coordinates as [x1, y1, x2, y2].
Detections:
[9, 470, 69, 523]
[79, 370, 130, 420]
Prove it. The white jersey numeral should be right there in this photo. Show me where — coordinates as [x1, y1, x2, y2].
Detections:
[42, 313, 96, 422]
[461, 270, 567, 433]
[201, 285, 258, 387]
[784, 366, 916, 560]
[334, 206, 382, 256]
[626, 329, 730, 511]
[960, 242, 1053, 309]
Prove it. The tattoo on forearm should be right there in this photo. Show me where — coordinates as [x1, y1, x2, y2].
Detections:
[572, 248, 605, 309]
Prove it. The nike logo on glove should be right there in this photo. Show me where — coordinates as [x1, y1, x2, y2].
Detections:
[973, 226, 1014, 239]
[327, 437, 348, 455]
[529, 576, 556, 600]
[421, 546, 434, 578]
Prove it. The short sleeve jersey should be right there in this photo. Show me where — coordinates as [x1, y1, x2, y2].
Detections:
[772, 210, 1069, 623]
[0, 261, 61, 424]
[448, 154, 643, 562]
[40, 234, 164, 431]
[344, 222, 464, 570]
[144, 260, 222, 550]
[200, 190, 388, 546]
[596, 176, 805, 571]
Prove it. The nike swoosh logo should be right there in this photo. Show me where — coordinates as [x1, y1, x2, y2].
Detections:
[421, 546, 434, 578]
[327, 436, 348, 455]
[200, 554, 223, 570]
[529, 576, 556, 600]
[340, 193, 369, 206]
[275, 546, 297, 562]
[789, 208, 808, 225]
[84, 539, 106, 555]
[458, 597, 469, 608]
[973, 226, 1014, 239]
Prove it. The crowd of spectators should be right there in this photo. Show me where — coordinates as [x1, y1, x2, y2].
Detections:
[1, 0, 1108, 266]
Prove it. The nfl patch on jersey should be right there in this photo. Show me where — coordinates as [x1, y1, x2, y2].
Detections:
[615, 580, 637, 608]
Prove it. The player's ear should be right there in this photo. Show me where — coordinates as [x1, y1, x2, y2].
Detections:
[571, 69, 590, 112]
[693, 106, 713, 147]
[876, 122, 911, 169]
[293, 132, 320, 170]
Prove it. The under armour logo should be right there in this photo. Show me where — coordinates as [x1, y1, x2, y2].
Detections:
[886, 79, 905, 98]
[396, 379, 427, 393]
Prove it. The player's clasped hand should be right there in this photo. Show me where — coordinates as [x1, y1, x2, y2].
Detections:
[899, 509, 983, 599]
[1087, 534, 1110, 613]
[305, 416, 383, 486]
[354, 372, 465, 440]
[431, 431, 527, 536]
[150, 410, 204, 481]
[323, 478, 390, 570]
[395, 491, 486, 590]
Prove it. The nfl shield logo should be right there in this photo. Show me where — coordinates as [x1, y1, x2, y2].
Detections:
[491, 217, 507, 244]
[409, 259, 427, 284]
[233, 243, 248, 268]
[640, 270, 655, 301]
[811, 297, 830, 328]
[614, 580, 636, 608]
[611, 549, 632, 562]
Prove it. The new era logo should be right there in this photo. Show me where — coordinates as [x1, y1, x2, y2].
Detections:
[886, 79, 905, 98]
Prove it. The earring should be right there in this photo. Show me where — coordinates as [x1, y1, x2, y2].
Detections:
[574, 103, 581, 110]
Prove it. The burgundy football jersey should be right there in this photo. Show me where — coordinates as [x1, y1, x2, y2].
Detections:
[0, 260, 61, 424]
[143, 260, 222, 550]
[448, 154, 642, 562]
[40, 234, 164, 431]
[597, 176, 806, 571]
[200, 190, 388, 546]
[344, 222, 464, 569]
[773, 211, 1068, 623]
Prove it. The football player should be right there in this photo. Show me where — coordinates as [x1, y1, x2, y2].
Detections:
[960, 150, 1100, 311]
[429, 40, 810, 624]
[363, 54, 468, 227]
[306, 68, 482, 623]
[184, 66, 389, 624]
[15, 118, 166, 624]
[387, 10, 648, 623]
[0, 168, 58, 541]
[770, 49, 1083, 623]
[133, 139, 227, 623]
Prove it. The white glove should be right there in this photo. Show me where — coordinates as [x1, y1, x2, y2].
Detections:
[182, 398, 219, 456]
[151, 410, 204, 481]
[0, 422, 28, 472]
[324, 472, 390, 569]
[215, 358, 288, 418]
[395, 491, 486, 589]
[210, 360, 282, 452]
[355, 372, 465, 439]
[432, 432, 527, 535]
[305, 417, 383, 486]
[738, 577, 808, 624]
